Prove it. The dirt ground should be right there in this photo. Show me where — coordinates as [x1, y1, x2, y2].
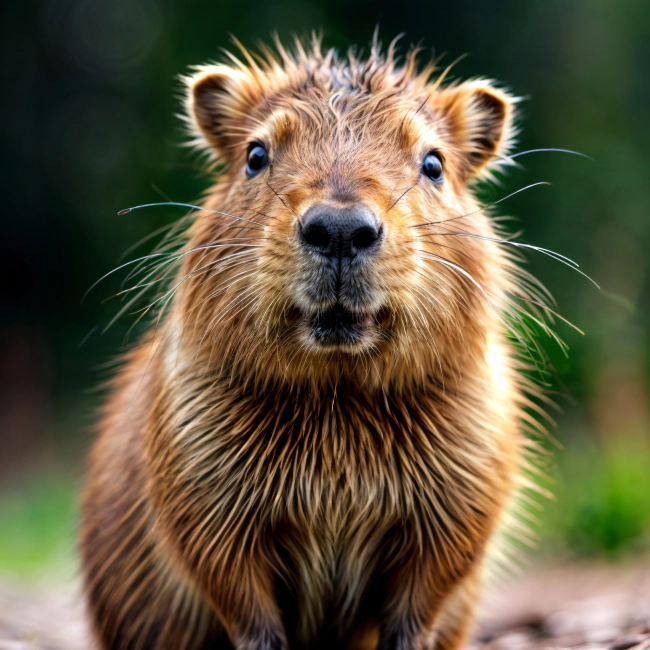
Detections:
[1, 558, 649, 650]
[471, 558, 650, 650]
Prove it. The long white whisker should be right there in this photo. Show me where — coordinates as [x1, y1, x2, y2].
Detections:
[425, 230, 600, 289]
[412, 182, 551, 229]
[117, 201, 264, 228]
[85, 243, 262, 301]
[498, 147, 593, 162]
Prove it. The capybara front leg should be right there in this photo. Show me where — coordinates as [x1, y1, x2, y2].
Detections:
[203, 554, 288, 650]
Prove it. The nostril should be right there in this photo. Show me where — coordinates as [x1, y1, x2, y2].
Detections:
[302, 222, 331, 250]
[352, 224, 381, 251]
[300, 204, 381, 258]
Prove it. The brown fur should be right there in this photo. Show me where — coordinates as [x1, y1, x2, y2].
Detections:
[80, 35, 548, 650]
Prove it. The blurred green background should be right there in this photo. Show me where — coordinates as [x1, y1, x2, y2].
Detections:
[1, 0, 649, 577]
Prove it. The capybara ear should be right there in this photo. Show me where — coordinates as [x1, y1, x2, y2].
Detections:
[432, 81, 518, 177]
[184, 64, 260, 161]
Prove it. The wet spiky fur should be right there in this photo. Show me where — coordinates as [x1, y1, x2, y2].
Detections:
[81, 34, 552, 650]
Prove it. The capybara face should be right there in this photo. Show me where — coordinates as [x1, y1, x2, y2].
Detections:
[179, 41, 516, 388]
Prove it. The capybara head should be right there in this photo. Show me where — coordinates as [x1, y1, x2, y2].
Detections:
[176, 37, 518, 390]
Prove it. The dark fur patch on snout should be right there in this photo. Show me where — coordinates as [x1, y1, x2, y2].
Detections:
[309, 303, 370, 346]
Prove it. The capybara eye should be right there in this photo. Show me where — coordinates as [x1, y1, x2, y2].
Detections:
[422, 152, 443, 182]
[246, 144, 269, 176]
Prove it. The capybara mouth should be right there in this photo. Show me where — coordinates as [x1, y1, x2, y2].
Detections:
[309, 304, 371, 347]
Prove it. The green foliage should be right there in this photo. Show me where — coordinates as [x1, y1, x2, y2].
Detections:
[541, 441, 650, 556]
[0, 475, 79, 577]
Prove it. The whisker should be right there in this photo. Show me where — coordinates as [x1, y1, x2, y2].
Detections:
[186, 265, 260, 318]
[186, 262, 259, 343]
[498, 148, 593, 163]
[115, 249, 255, 300]
[98, 252, 260, 334]
[267, 172, 299, 218]
[410, 238, 479, 265]
[506, 292, 584, 336]
[387, 180, 419, 212]
[133, 253, 257, 320]
[121, 208, 259, 284]
[121, 237, 188, 287]
[412, 182, 551, 229]
[420, 252, 492, 303]
[117, 201, 264, 228]
[199, 289, 260, 356]
[428, 229, 600, 288]
[418, 250, 570, 369]
[77, 326, 98, 349]
[120, 221, 181, 260]
[84, 243, 262, 301]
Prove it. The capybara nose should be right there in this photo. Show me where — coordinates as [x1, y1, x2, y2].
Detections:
[299, 204, 383, 259]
